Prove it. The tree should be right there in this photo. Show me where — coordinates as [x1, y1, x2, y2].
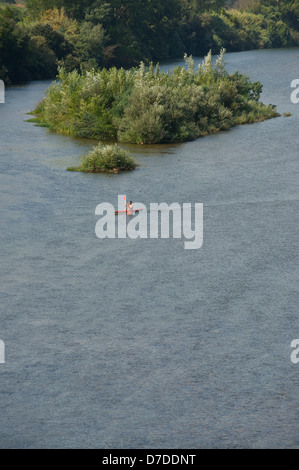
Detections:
[193, 0, 225, 12]
[76, 21, 105, 63]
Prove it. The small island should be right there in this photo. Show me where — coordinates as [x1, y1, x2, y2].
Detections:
[32, 50, 280, 146]
[67, 143, 138, 173]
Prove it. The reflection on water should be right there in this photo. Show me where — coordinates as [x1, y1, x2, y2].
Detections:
[0, 48, 298, 449]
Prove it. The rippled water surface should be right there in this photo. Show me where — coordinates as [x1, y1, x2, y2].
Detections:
[0, 48, 298, 449]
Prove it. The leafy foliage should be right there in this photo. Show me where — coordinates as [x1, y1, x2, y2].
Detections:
[33, 50, 279, 145]
[67, 142, 138, 172]
[0, 0, 298, 83]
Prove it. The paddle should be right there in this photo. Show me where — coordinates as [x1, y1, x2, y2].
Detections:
[114, 196, 141, 214]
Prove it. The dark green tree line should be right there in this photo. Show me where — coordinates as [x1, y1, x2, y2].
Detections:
[1, 0, 298, 83]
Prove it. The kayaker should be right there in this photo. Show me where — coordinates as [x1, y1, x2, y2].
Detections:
[126, 201, 133, 212]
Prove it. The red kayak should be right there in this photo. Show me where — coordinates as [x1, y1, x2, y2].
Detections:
[115, 209, 141, 215]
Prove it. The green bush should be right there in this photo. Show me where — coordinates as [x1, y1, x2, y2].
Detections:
[67, 143, 138, 173]
[34, 50, 280, 145]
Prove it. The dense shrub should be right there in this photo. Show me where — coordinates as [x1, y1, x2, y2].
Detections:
[33, 50, 280, 145]
[67, 142, 138, 172]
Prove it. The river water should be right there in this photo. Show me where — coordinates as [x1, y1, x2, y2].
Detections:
[0, 48, 298, 449]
